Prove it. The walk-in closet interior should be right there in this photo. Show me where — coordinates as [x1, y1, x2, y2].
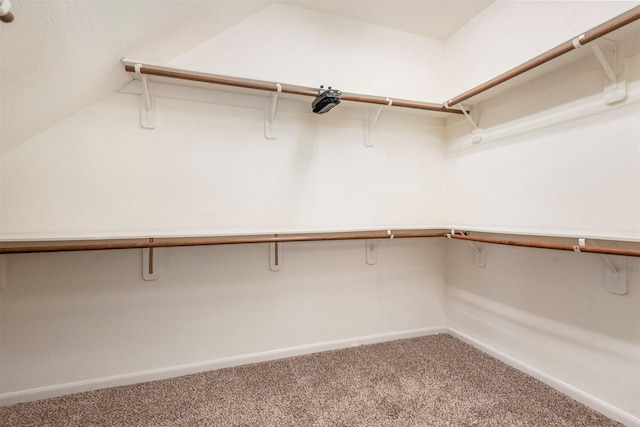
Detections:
[1, 1, 639, 425]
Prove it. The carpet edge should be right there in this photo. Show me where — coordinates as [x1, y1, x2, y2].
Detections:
[447, 327, 640, 427]
[0, 326, 447, 407]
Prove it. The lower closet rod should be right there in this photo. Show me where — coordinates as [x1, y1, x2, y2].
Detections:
[3, 231, 639, 257]
[0, 230, 444, 254]
[447, 233, 640, 258]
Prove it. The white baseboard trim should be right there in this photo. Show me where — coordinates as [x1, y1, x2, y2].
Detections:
[447, 327, 640, 427]
[0, 326, 446, 407]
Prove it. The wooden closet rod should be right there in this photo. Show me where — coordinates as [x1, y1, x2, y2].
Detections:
[448, 233, 640, 258]
[3, 230, 639, 257]
[123, 6, 640, 115]
[0, 230, 445, 254]
[446, 5, 640, 107]
[122, 60, 463, 115]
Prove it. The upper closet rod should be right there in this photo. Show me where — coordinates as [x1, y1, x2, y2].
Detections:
[0, 230, 444, 254]
[121, 59, 463, 115]
[446, 5, 640, 107]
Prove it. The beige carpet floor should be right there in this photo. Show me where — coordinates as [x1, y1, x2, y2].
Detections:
[0, 334, 621, 426]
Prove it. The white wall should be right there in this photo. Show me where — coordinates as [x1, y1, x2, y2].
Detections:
[446, 238, 640, 421]
[0, 3, 447, 240]
[0, 91, 445, 239]
[0, 237, 446, 400]
[444, 9, 640, 424]
[445, 44, 640, 239]
[169, 3, 446, 102]
[445, 101, 640, 236]
[0, 4, 448, 404]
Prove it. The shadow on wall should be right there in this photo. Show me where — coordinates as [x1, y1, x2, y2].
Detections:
[445, 239, 640, 344]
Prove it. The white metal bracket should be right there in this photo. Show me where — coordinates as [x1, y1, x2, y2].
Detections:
[135, 64, 158, 129]
[604, 257, 628, 295]
[366, 239, 378, 265]
[365, 98, 392, 147]
[270, 241, 282, 271]
[577, 239, 627, 295]
[447, 229, 485, 267]
[446, 101, 483, 144]
[0, 255, 6, 289]
[468, 240, 486, 267]
[142, 242, 159, 281]
[265, 83, 282, 139]
[591, 42, 626, 104]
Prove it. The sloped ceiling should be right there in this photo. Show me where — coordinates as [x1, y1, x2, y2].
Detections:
[0, 0, 493, 154]
[282, 0, 494, 40]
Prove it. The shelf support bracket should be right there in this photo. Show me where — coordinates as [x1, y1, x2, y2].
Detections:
[135, 64, 158, 129]
[590, 42, 626, 104]
[469, 240, 486, 268]
[365, 98, 392, 147]
[0, 255, 6, 289]
[447, 230, 485, 267]
[366, 239, 378, 265]
[576, 239, 627, 295]
[142, 240, 159, 281]
[270, 239, 282, 271]
[447, 101, 483, 144]
[265, 83, 281, 139]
